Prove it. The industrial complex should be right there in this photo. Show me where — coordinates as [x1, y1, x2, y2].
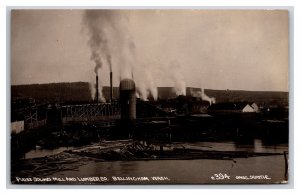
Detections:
[11, 71, 289, 162]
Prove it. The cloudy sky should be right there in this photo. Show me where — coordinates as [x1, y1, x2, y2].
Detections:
[11, 9, 289, 92]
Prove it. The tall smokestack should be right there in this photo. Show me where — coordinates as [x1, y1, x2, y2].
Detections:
[110, 71, 113, 103]
[96, 74, 99, 103]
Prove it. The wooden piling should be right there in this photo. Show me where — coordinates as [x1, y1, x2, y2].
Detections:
[284, 151, 288, 181]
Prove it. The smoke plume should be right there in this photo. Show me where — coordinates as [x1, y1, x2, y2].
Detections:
[83, 10, 118, 101]
[107, 54, 112, 72]
[83, 10, 188, 101]
[83, 10, 159, 101]
[190, 88, 216, 105]
[134, 68, 158, 101]
[169, 61, 186, 96]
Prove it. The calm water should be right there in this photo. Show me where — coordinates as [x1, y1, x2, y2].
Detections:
[49, 156, 286, 184]
[38, 139, 289, 184]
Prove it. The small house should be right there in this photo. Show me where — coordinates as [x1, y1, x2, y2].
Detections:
[250, 102, 259, 112]
[208, 102, 255, 114]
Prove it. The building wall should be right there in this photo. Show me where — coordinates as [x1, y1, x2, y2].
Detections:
[242, 104, 255, 112]
[251, 103, 259, 112]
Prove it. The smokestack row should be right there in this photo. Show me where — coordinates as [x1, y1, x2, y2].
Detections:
[95, 72, 113, 103]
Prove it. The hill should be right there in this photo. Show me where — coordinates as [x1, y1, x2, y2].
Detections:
[11, 82, 288, 106]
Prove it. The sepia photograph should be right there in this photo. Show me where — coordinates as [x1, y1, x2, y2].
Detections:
[10, 9, 289, 185]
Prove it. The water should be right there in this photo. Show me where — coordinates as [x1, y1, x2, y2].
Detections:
[41, 139, 288, 184]
[50, 156, 286, 184]
[178, 139, 288, 153]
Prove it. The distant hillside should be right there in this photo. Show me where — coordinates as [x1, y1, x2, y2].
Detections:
[11, 82, 92, 104]
[191, 88, 288, 106]
[11, 82, 288, 106]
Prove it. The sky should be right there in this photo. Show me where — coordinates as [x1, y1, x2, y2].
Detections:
[11, 9, 289, 92]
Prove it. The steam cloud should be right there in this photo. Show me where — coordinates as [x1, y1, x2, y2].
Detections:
[169, 61, 186, 96]
[83, 10, 117, 102]
[135, 67, 158, 101]
[107, 54, 112, 72]
[190, 88, 216, 105]
[83, 10, 206, 101]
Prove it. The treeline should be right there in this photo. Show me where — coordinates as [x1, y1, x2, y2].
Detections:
[11, 82, 288, 106]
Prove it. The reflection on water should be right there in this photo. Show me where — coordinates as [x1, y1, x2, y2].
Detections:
[50, 155, 287, 184]
[45, 139, 288, 184]
[178, 139, 288, 153]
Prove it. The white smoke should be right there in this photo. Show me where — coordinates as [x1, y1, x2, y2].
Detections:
[83, 10, 116, 101]
[88, 76, 106, 102]
[190, 88, 216, 105]
[169, 61, 186, 96]
[134, 65, 158, 101]
[89, 82, 95, 100]
[83, 10, 158, 101]
[83, 10, 188, 101]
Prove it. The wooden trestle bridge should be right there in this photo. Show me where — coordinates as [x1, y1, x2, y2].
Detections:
[61, 103, 121, 122]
